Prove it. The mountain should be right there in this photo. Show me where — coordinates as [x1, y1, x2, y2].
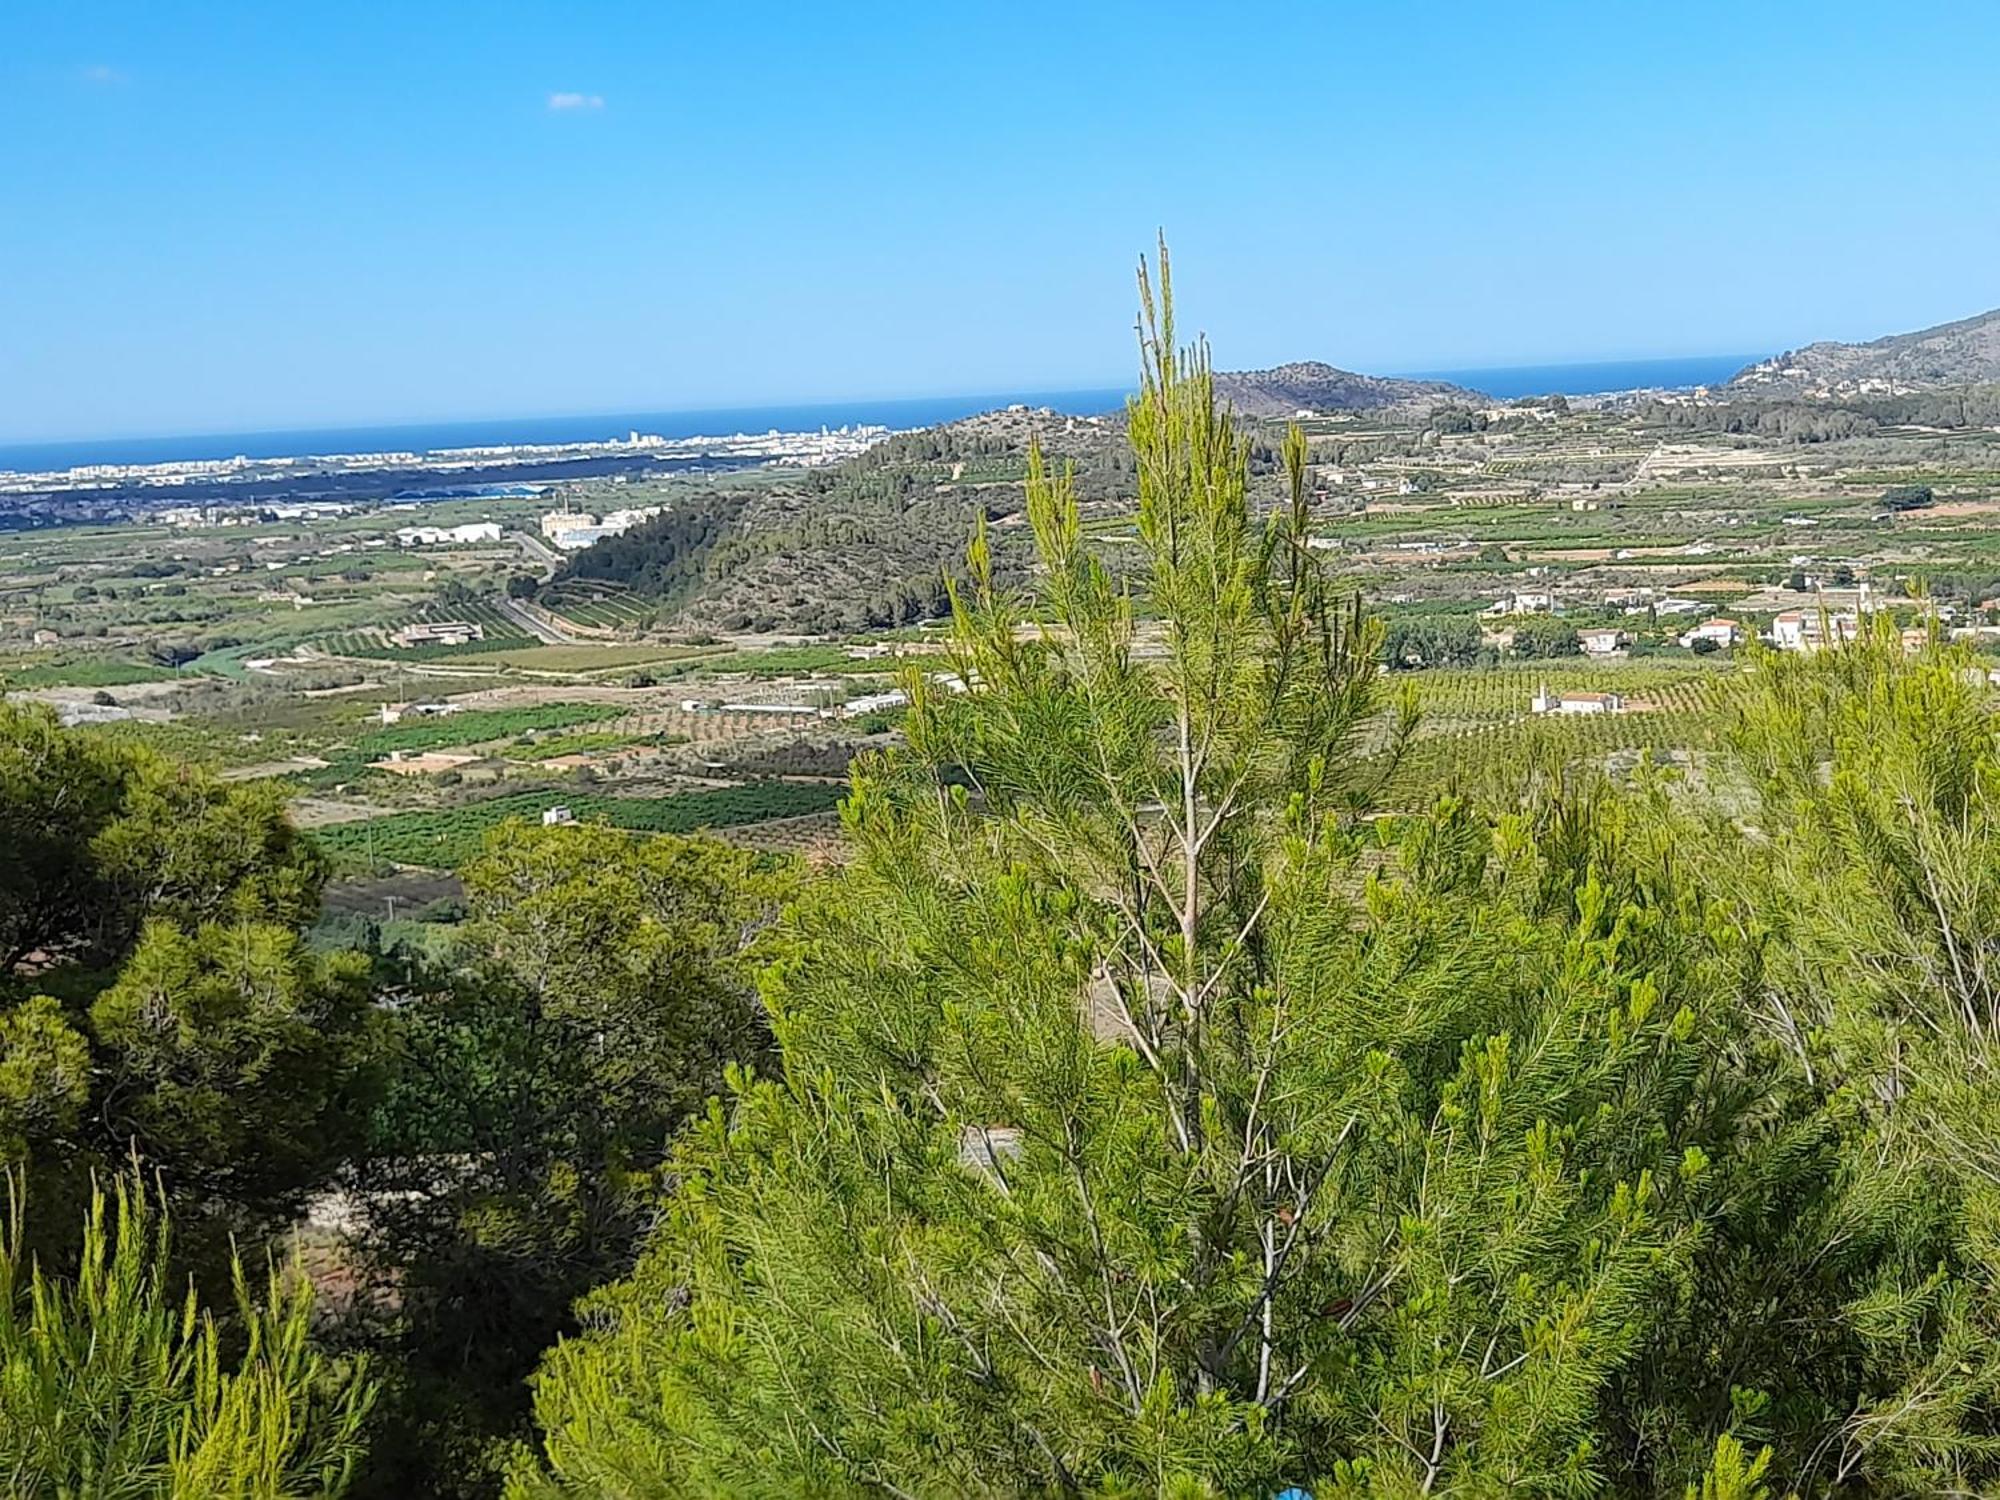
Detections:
[1729, 307, 2000, 398]
[1213, 361, 1484, 417]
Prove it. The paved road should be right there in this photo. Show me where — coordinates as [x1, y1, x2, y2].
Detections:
[511, 526, 563, 571]
[494, 594, 587, 645]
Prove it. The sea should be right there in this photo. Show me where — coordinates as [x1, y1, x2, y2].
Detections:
[1405, 354, 1759, 401]
[0, 356, 1761, 475]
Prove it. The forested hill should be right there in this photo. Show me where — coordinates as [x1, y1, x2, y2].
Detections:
[1214, 359, 1484, 415]
[553, 373, 1472, 634]
[554, 407, 1134, 634]
[1730, 305, 2000, 397]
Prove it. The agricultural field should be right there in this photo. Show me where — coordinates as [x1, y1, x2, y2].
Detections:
[351, 702, 629, 758]
[0, 654, 180, 689]
[12, 394, 2000, 893]
[537, 581, 658, 629]
[316, 599, 536, 660]
[1374, 661, 1737, 809]
[476, 643, 718, 673]
[313, 781, 847, 870]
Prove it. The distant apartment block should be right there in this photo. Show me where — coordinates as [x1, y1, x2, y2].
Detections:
[1770, 610, 1860, 652]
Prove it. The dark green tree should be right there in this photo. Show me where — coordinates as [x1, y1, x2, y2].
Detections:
[1510, 614, 1581, 659]
[349, 821, 785, 1498]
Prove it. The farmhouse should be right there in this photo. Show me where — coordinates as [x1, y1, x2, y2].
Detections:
[1532, 684, 1624, 716]
[1484, 590, 1556, 617]
[1677, 618, 1741, 649]
[1578, 628, 1628, 656]
[377, 701, 462, 725]
[370, 750, 481, 776]
[393, 620, 484, 648]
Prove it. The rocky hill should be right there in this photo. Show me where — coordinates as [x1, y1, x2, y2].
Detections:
[1214, 361, 1484, 417]
[1729, 307, 2000, 399]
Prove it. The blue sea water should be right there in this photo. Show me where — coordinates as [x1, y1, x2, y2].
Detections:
[0, 357, 1763, 474]
[1410, 353, 1760, 398]
[0, 388, 1133, 475]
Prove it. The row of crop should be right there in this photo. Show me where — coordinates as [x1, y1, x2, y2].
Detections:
[501, 730, 646, 762]
[549, 595, 655, 628]
[313, 781, 847, 869]
[317, 598, 533, 661]
[1377, 703, 1726, 809]
[1401, 662, 1730, 726]
[350, 702, 627, 758]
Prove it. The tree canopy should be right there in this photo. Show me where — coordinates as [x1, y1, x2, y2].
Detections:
[512, 251, 2000, 1499]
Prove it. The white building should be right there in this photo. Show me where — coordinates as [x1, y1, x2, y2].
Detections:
[1484, 590, 1556, 617]
[549, 525, 618, 550]
[840, 690, 910, 719]
[55, 701, 133, 727]
[1677, 618, 1742, 649]
[1770, 609, 1860, 653]
[394, 522, 502, 547]
[1532, 684, 1624, 716]
[600, 506, 664, 531]
[1578, 628, 1628, 656]
[393, 620, 483, 648]
[540, 505, 665, 550]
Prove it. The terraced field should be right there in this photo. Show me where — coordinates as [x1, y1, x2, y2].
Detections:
[318, 600, 534, 660]
[540, 582, 657, 629]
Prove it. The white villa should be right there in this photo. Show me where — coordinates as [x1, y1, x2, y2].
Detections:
[1677, 618, 1742, 649]
[1533, 684, 1624, 716]
[1771, 609, 1860, 653]
[1485, 590, 1556, 617]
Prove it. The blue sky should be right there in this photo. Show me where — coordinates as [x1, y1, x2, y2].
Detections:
[5, 0, 2000, 441]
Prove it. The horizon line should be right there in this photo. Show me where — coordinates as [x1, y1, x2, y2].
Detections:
[0, 353, 1768, 453]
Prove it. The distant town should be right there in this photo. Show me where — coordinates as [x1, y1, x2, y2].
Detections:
[0, 423, 895, 526]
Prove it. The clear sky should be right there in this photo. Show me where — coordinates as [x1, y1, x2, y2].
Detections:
[6, 0, 2000, 442]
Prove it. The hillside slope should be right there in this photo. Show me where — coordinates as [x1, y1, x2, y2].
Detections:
[555, 409, 1131, 635]
[1214, 360, 1483, 416]
[1730, 307, 2000, 398]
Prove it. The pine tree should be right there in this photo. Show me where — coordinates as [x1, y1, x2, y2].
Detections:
[0, 1172, 374, 1495]
[514, 245, 1738, 1498]
[1689, 621, 2000, 1492]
